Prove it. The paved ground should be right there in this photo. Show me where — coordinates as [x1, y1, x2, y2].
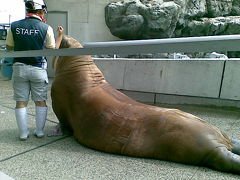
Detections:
[0, 78, 240, 180]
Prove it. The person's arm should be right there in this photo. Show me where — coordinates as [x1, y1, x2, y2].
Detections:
[5, 28, 14, 50]
[46, 26, 64, 70]
[45, 26, 64, 49]
[55, 26, 64, 49]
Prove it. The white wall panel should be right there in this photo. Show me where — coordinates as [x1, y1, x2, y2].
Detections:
[95, 59, 224, 98]
[220, 61, 240, 100]
[94, 59, 126, 89]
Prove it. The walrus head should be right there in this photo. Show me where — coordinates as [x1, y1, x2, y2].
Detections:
[59, 35, 83, 49]
[52, 35, 87, 71]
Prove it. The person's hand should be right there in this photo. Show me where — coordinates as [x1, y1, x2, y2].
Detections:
[55, 26, 64, 49]
[57, 26, 64, 36]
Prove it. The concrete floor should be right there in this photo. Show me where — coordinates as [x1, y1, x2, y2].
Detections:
[0, 78, 240, 180]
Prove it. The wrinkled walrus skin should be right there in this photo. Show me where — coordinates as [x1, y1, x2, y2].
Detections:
[51, 35, 240, 174]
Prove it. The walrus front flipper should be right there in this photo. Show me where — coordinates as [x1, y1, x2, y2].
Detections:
[231, 138, 240, 155]
[204, 146, 240, 174]
[47, 123, 73, 137]
[47, 124, 63, 137]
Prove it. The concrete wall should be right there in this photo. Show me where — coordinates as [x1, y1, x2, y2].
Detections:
[94, 58, 240, 102]
[45, 0, 120, 43]
[220, 61, 240, 100]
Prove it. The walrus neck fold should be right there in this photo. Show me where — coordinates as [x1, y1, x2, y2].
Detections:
[55, 55, 106, 88]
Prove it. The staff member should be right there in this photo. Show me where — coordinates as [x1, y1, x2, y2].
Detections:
[6, 0, 64, 140]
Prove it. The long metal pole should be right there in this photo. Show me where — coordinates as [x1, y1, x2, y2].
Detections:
[1, 35, 240, 58]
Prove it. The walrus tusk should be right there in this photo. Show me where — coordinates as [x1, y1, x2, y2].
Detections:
[50, 35, 240, 174]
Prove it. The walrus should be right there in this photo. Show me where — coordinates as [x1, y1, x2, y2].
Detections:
[50, 35, 240, 174]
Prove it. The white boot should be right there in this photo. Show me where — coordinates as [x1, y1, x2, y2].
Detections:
[35, 106, 48, 138]
[15, 107, 29, 140]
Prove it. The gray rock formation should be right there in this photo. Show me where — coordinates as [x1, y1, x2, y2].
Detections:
[105, 0, 240, 40]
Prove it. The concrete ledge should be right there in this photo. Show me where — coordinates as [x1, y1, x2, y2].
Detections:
[119, 90, 155, 103]
[119, 89, 240, 108]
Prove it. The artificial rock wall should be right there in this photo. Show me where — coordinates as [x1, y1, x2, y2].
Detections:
[105, 0, 240, 40]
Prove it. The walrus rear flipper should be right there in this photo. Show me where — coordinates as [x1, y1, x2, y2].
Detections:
[204, 147, 240, 174]
[231, 138, 240, 155]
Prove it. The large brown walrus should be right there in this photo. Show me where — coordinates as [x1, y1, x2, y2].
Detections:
[51, 35, 240, 174]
